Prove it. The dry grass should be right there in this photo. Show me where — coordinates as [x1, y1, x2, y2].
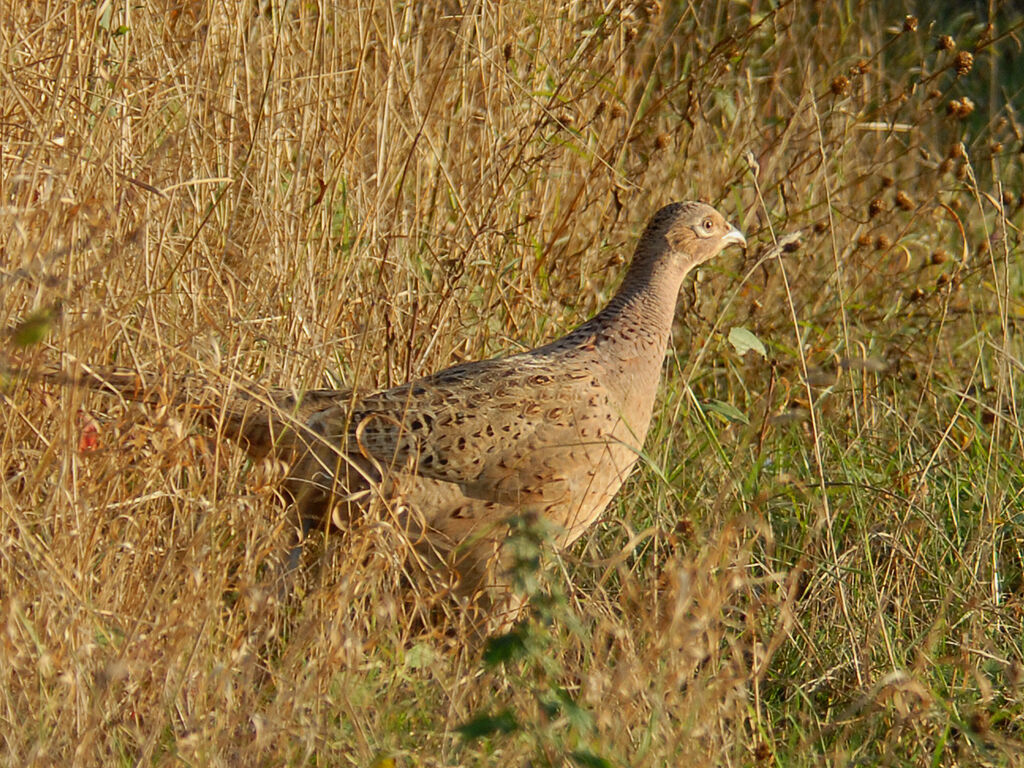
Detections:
[2, 1, 1023, 765]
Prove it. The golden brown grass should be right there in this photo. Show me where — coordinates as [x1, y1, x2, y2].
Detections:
[2, 1, 1023, 765]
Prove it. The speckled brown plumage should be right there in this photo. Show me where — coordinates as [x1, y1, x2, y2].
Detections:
[62, 201, 745, 627]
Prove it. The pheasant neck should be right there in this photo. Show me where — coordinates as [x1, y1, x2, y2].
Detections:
[562, 251, 693, 437]
[594, 259, 686, 336]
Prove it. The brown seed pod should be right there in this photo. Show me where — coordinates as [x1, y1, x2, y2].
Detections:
[970, 710, 990, 735]
[937, 34, 956, 51]
[954, 51, 974, 76]
[895, 191, 914, 210]
[831, 75, 851, 96]
[947, 98, 975, 119]
[754, 742, 773, 763]
[868, 198, 886, 217]
[674, 518, 695, 541]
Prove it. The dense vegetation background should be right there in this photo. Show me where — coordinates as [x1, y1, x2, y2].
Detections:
[1, 0, 1022, 764]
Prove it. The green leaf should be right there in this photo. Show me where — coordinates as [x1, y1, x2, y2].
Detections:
[711, 88, 737, 121]
[403, 642, 436, 670]
[570, 750, 614, 768]
[541, 687, 593, 731]
[702, 399, 750, 425]
[455, 710, 519, 740]
[13, 307, 57, 347]
[728, 327, 767, 359]
[538, 695, 560, 719]
[482, 625, 529, 666]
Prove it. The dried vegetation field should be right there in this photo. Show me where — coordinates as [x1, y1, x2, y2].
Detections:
[1, 1, 1023, 765]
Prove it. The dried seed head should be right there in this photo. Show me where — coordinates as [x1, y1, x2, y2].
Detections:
[1002, 191, 1014, 207]
[954, 51, 974, 76]
[857, 233, 873, 248]
[928, 88, 943, 100]
[851, 59, 870, 75]
[610, 104, 627, 119]
[875, 234, 891, 250]
[938, 158, 954, 174]
[654, 132, 670, 150]
[947, 98, 975, 119]
[503, 42, 514, 61]
[881, 175, 895, 189]
[754, 742, 773, 763]
[830, 75, 851, 96]
[956, 163, 968, 180]
[937, 34, 956, 51]
[970, 711, 990, 735]
[931, 249, 950, 265]
[936, 273, 951, 287]
[907, 287, 926, 302]
[903, 15, 919, 32]
[895, 191, 914, 210]
[814, 220, 829, 233]
[674, 518, 695, 541]
[868, 198, 886, 217]
[990, 141, 1004, 154]
[948, 142, 965, 159]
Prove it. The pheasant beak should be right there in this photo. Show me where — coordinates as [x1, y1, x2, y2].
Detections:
[722, 227, 746, 249]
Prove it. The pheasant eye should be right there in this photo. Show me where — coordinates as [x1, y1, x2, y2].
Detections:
[702, 218, 714, 231]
